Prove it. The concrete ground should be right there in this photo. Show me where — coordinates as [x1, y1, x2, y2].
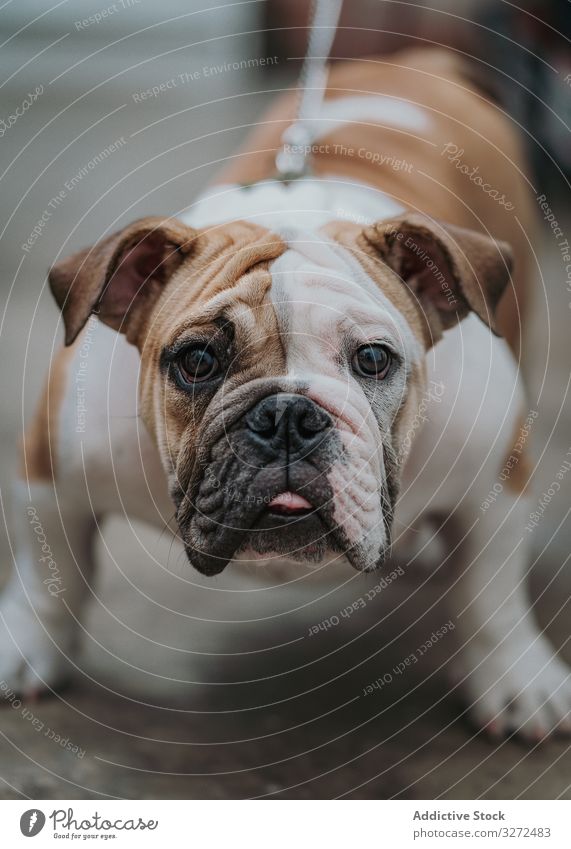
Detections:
[1, 37, 570, 799]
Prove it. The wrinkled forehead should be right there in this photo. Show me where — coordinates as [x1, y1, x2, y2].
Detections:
[156, 220, 423, 371]
[266, 226, 423, 368]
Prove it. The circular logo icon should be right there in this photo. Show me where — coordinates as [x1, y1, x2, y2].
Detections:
[20, 810, 46, 837]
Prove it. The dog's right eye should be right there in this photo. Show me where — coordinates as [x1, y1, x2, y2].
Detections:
[351, 343, 392, 379]
[176, 345, 220, 384]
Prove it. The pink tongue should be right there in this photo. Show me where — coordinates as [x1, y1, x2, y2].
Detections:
[268, 492, 312, 511]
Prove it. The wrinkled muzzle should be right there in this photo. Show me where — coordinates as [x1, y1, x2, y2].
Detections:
[174, 392, 394, 575]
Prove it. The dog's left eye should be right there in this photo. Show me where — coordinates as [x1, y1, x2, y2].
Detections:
[352, 344, 392, 379]
[176, 345, 220, 384]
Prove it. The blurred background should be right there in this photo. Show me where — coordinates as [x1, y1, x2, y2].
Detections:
[0, 0, 570, 799]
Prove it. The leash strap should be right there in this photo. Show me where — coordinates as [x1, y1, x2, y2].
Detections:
[274, 0, 343, 182]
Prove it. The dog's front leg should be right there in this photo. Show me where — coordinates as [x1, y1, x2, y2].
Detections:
[0, 478, 97, 698]
[447, 488, 571, 741]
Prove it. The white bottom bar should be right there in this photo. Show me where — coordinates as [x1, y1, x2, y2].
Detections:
[2, 799, 570, 848]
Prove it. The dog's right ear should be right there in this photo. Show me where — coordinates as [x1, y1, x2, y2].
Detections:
[49, 217, 198, 345]
[362, 213, 513, 345]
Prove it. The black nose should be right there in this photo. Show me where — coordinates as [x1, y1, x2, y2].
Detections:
[245, 393, 331, 452]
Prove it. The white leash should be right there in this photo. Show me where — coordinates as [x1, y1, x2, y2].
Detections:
[275, 0, 343, 181]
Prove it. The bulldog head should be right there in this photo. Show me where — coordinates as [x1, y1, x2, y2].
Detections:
[49, 213, 512, 575]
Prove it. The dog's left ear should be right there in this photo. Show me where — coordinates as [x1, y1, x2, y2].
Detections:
[49, 216, 197, 345]
[362, 213, 513, 343]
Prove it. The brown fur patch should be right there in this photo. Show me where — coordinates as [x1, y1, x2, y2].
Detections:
[136, 222, 288, 462]
[31, 222, 287, 483]
[20, 343, 75, 481]
[49, 216, 199, 346]
[501, 412, 533, 495]
[323, 213, 513, 350]
[321, 218, 430, 346]
[215, 47, 534, 355]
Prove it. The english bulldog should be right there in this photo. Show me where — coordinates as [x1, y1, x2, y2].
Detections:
[3, 49, 570, 740]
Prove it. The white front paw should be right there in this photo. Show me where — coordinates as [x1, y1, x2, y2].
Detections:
[0, 595, 76, 699]
[454, 633, 571, 741]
